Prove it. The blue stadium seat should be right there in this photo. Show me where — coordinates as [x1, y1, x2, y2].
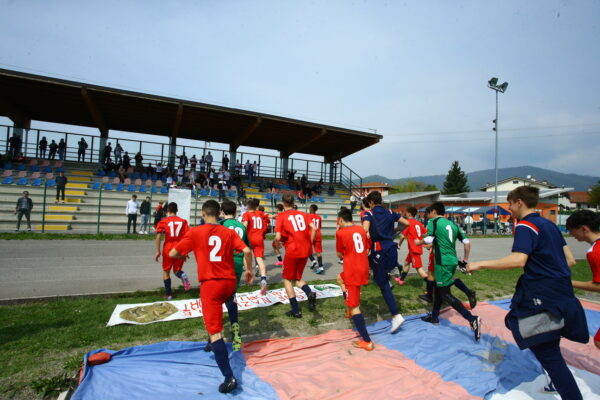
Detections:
[116, 183, 124, 191]
[210, 189, 217, 197]
[311, 196, 318, 202]
[4, 162, 12, 170]
[229, 190, 235, 198]
[131, 173, 139, 180]
[30, 165, 40, 172]
[97, 169, 106, 177]
[55, 167, 64, 173]
[265, 193, 272, 200]
[151, 174, 157, 181]
[139, 186, 147, 193]
[32, 178, 42, 187]
[92, 182, 101, 190]
[140, 173, 147, 180]
[274, 193, 281, 201]
[108, 170, 117, 178]
[17, 177, 28, 185]
[161, 175, 167, 182]
[199, 188, 207, 196]
[2, 177, 14, 185]
[43, 166, 52, 173]
[160, 186, 168, 194]
[47, 179, 56, 187]
[105, 183, 113, 191]
[151, 186, 157, 193]
[318, 196, 325, 203]
[128, 184, 136, 192]
[17, 164, 26, 171]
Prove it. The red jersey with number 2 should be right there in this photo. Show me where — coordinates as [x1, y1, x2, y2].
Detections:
[275, 210, 312, 258]
[156, 216, 189, 249]
[336, 225, 369, 286]
[174, 224, 247, 282]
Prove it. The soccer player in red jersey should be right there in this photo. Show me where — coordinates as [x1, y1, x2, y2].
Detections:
[271, 204, 285, 266]
[274, 194, 317, 317]
[397, 207, 428, 285]
[566, 210, 600, 349]
[154, 202, 191, 299]
[336, 208, 374, 351]
[242, 199, 269, 295]
[307, 204, 324, 274]
[170, 200, 253, 394]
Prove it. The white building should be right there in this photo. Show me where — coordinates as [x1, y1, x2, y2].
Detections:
[480, 176, 557, 192]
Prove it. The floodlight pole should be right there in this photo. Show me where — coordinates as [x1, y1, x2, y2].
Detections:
[488, 78, 508, 234]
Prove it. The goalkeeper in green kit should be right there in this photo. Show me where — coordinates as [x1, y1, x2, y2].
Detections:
[415, 202, 481, 341]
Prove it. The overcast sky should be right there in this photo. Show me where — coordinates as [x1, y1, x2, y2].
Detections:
[1, 1, 599, 178]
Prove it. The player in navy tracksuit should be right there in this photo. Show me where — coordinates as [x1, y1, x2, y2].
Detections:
[468, 186, 588, 400]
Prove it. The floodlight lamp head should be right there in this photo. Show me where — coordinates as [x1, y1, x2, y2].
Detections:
[488, 77, 498, 87]
[499, 82, 509, 92]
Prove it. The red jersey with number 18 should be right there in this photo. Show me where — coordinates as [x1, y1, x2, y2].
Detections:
[156, 216, 189, 248]
[336, 225, 369, 286]
[174, 224, 247, 282]
[275, 210, 312, 258]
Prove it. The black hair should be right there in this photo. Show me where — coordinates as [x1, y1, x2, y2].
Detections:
[566, 210, 600, 232]
[507, 186, 539, 208]
[429, 202, 445, 215]
[282, 194, 294, 206]
[275, 204, 284, 212]
[362, 197, 370, 208]
[366, 191, 382, 205]
[221, 200, 236, 216]
[407, 206, 418, 216]
[167, 202, 178, 213]
[338, 208, 353, 223]
[202, 199, 220, 217]
[309, 204, 318, 213]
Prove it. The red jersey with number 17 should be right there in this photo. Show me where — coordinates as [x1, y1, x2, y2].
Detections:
[336, 225, 369, 286]
[156, 216, 189, 247]
[275, 210, 312, 258]
[403, 218, 426, 255]
[174, 224, 247, 282]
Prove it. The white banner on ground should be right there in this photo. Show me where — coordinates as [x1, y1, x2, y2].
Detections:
[107, 284, 343, 327]
[167, 188, 192, 223]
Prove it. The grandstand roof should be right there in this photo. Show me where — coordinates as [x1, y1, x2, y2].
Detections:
[0, 68, 381, 162]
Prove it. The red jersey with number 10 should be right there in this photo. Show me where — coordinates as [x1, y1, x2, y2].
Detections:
[174, 224, 247, 282]
[242, 210, 267, 239]
[156, 216, 189, 247]
[403, 218, 426, 255]
[275, 210, 312, 258]
[336, 225, 369, 286]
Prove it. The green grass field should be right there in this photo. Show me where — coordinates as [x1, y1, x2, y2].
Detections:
[0, 261, 593, 399]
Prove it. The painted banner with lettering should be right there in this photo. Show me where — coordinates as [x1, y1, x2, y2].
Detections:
[107, 284, 342, 326]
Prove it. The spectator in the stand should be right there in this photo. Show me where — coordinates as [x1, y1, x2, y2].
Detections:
[205, 151, 213, 170]
[222, 154, 230, 171]
[235, 159, 242, 175]
[146, 163, 154, 177]
[123, 152, 131, 170]
[166, 174, 174, 187]
[190, 155, 197, 171]
[139, 196, 151, 234]
[118, 165, 126, 183]
[16, 153, 26, 163]
[0, 153, 4, 169]
[58, 139, 67, 161]
[223, 169, 231, 187]
[49, 140, 58, 160]
[14, 190, 33, 232]
[177, 165, 185, 180]
[244, 160, 251, 177]
[156, 163, 164, 180]
[39, 137, 48, 159]
[77, 138, 88, 162]
[103, 142, 112, 164]
[287, 169, 296, 188]
[179, 152, 188, 168]
[252, 161, 258, 178]
[8, 133, 22, 159]
[209, 168, 216, 187]
[199, 155, 206, 172]
[328, 184, 335, 197]
[350, 194, 357, 214]
[114, 143, 123, 164]
[55, 171, 67, 203]
[126, 194, 139, 234]
[134, 152, 143, 167]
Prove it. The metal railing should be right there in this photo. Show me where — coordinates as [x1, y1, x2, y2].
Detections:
[1, 124, 363, 193]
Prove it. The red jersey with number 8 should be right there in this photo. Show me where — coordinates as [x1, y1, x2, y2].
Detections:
[275, 210, 312, 258]
[174, 224, 247, 282]
[156, 216, 189, 247]
[336, 225, 369, 286]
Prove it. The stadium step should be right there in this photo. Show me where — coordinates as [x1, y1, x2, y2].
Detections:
[49, 205, 78, 212]
[36, 224, 71, 231]
[66, 183, 88, 189]
[71, 171, 93, 176]
[65, 190, 86, 196]
[45, 215, 75, 221]
[69, 177, 92, 182]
